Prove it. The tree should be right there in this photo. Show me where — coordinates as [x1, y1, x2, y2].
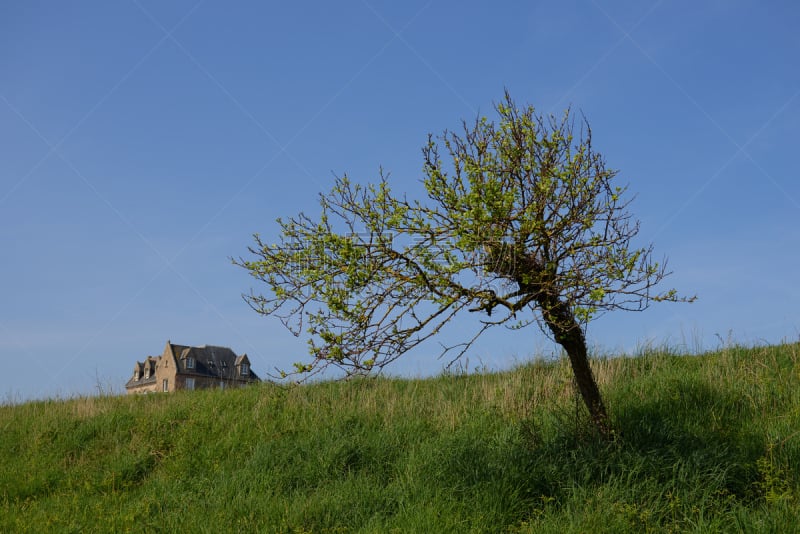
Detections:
[235, 92, 693, 438]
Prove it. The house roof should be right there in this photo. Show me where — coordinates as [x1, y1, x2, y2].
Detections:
[125, 356, 158, 388]
[179, 345, 257, 380]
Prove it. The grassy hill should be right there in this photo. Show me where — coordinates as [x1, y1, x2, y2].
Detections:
[2, 343, 799, 533]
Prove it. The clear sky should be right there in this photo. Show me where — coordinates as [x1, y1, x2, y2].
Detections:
[2, 1, 798, 402]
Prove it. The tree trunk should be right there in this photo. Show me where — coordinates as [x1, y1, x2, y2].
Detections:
[540, 297, 612, 439]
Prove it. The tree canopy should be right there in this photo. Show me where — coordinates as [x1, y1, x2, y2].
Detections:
[236, 92, 693, 436]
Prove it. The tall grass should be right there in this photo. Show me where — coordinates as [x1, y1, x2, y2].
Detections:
[1, 343, 798, 532]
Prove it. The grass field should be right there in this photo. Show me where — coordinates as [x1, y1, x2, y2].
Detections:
[2, 343, 799, 533]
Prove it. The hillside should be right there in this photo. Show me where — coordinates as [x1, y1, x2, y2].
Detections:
[2, 343, 799, 533]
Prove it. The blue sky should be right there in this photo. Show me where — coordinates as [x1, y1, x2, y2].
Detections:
[2, 1, 798, 401]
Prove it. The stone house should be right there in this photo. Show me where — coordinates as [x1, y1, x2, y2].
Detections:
[125, 341, 260, 394]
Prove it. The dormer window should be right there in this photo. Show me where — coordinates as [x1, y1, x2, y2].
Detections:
[240, 363, 249, 376]
[186, 357, 195, 370]
[144, 367, 150, 379]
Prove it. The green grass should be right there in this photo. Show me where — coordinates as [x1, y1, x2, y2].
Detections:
[2, 343, 799, 533]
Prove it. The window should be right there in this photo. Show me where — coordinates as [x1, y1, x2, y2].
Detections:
[186, 378, 195, 390]
[144, 367, 150, 379]
[240, 363, 249, 376]
[133, 370, 139, 380]
[186, 357, 195, 369]
[162, 379, 169, 392]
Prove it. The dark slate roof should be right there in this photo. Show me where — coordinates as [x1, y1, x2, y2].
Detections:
[125, 356, 158, 388]
[176, 344, 260, 382]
